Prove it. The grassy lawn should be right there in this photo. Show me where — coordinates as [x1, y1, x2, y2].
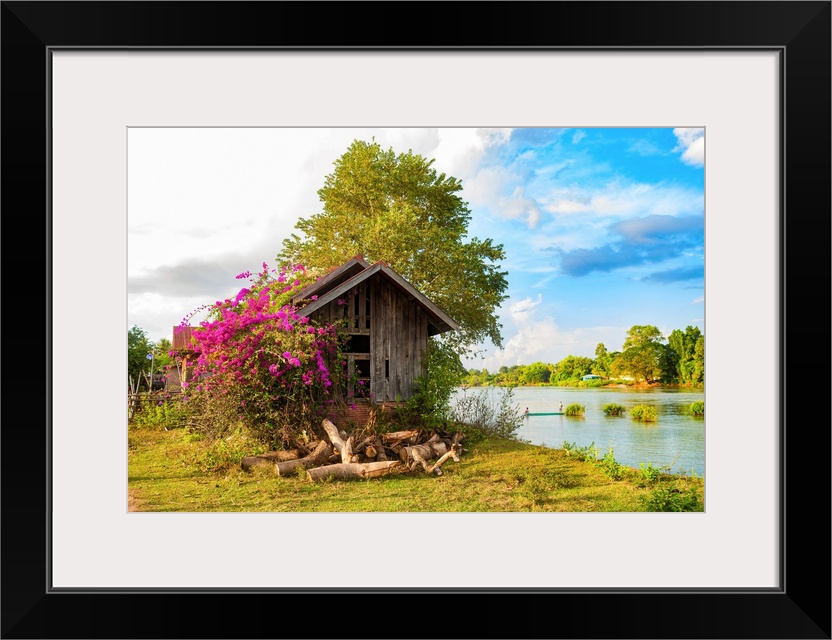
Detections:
[128, 426, 704, 513]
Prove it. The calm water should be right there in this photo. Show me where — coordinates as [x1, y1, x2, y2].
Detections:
[452, 386, 705, 477]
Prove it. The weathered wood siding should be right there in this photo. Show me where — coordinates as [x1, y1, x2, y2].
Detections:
[308, 276, 429, 401]
[370, 277, 429, 401]
[310, 280, 371, 334]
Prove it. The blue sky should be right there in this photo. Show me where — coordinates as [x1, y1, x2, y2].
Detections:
[128, 127, 704, 371]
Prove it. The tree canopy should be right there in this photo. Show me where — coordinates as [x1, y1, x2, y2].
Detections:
[128, 325, 153, 390]
[278, 139, 509, 358]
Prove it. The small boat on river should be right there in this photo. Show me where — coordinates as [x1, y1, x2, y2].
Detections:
[525, 412, 564, 416]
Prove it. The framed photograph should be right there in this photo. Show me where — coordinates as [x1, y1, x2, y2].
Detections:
[3, 2, 829, 638]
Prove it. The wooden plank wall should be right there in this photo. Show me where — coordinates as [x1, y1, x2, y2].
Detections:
[310, 276, 429, 401]
[370, 277, 428, 401]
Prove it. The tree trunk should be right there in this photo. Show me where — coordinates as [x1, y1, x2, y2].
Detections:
[399, 441, 448, 464]
[306, 461, 402, 482]
[275, 440, 333, 476]
[322, 419, 359, 463]
[241, 450, 300, 471]
[412, 444, 463, 476]
[381, 429, 420, 445]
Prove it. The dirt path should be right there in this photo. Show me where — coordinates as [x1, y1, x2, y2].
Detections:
[128, 489, 143, 512]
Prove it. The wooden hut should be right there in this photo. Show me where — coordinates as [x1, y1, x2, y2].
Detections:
[167, 325, 199, 391]
[293, 257, 459, 403]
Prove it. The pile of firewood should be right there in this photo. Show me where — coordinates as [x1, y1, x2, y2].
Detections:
[241, 419, 465, 481]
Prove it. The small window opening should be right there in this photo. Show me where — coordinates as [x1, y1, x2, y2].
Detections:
[344, 334, 370, 354]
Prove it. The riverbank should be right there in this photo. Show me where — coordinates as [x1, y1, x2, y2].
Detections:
[127, 425, 704, 512]
[461, 381, 703, 390]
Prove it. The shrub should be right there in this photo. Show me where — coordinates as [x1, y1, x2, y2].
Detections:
[562, 441, 598, 462]
[602, 402, 625, 416]
[449, 385, 525, 442]
[639, 462, 663, 482]
[630, 404, 658, 422]
[641, 484, 702, 512]
[599, 444, 626, 481]
[689, 400, 705, 416]
[174, 261, 348, 449]
[564, 403, 585, 416]
[132, 396, 192, 430]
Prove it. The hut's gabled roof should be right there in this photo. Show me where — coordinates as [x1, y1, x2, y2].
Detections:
[296, 260, 459, 336]
[291, 255, 371, 305]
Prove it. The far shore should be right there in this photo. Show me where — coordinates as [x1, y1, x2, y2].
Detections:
[459, 381, 703, 390]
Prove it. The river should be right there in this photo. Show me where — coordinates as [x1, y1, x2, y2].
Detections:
[451, 385, 705, 477]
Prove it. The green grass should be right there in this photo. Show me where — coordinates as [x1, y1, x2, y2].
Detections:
[128, 426, 704, 512]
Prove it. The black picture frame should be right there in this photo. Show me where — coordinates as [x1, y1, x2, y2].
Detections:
[2, 2, 829, 638]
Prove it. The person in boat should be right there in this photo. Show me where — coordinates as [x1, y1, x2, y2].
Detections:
[558, 401, 563, 412]
[523, 407, 529, 417]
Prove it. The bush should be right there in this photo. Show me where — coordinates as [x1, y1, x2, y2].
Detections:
[630, 404, 658, 422]
[562, 441, 598, 462]
[449, 385, 525, 442]
[599, 444, 626, 481]
[564, 403, 585, 416]
[174, 262, 348, 450]
[639, 462, 663, 482]
[641, 484, 702, 512]
[602, 402, 625, 416]
[689, 400, 704, 416]
[132, 396, 192, 430]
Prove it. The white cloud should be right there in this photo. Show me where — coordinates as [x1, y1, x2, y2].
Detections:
[465, 166, 543, 228]
[572, 130, 586, 144]
[691, 296, 704, 304]
[541, 181, 703, 218]
[471, 320, 626, 372]
[672, 127, 705, 167]
[509, 294, 543, 319]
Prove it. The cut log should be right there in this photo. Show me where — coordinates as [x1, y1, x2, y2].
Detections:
[306, 461, 402, 482]
[322, 419, 359, 463]
[399, 440, 448, 464]
[241, 449, 300, 471]
[374, 438, 388, 461]
[352, 436, 375, 454]
[381, 429, 419, 444]
[364, 444, 377, 459]
[275, 440, 332, 476]
[411, 443, 462, 476]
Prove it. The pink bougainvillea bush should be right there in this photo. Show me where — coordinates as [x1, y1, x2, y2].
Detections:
[172, 262, 350, 449]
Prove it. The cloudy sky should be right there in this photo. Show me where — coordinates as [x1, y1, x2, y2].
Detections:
[128, 127, 704, 371]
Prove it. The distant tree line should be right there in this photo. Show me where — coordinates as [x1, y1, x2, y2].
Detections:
[462, 325, 704, 388]
[128, 325, 174, 391]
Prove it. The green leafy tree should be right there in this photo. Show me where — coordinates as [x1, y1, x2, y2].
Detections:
[128, 326, 153, 391]
[278, 139, 509, 359]
[153, 337, 174, 370]
[667, 326, 704, 386]
[593, 343, 611, 377]
[619, 325, 665, 383]
[552, 355, 594, 384]
[692, 335, 705, 385]
[520, 361, 551, 385]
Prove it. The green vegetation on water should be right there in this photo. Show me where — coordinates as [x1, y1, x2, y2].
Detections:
[630, 404, 658, 422]
[602, 402, 626, 416]
[563, 403, 585, 416]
